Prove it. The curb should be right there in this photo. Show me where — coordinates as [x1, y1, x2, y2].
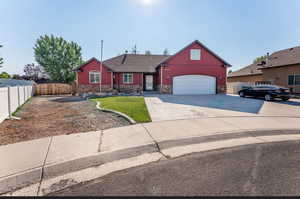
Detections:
[2, 128, 300, 196]
[87, 97, 137, 124]
[95, 101, 136, 124]
[0, 142, 157, 195]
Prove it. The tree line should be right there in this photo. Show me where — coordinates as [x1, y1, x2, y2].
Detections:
[1, 37, 172, 82]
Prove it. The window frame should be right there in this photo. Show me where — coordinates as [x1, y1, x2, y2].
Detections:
[123, 73, 133, 84]
[288, 74, 300, 86]
[190, 49, 201, 60]
[89, 71, 101, 84]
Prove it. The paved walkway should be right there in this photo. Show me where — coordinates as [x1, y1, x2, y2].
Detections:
[144, 94, 300, 121]
[1, 116, 300, 195]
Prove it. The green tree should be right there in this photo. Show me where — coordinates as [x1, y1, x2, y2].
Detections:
[145, 50, 151, 55]
[34, 35, 83, 83]
[253, 55, 267, 64]
[163, 48, 169, 55]
[0, 44, 3, 68]
[0, 72, 11, 79]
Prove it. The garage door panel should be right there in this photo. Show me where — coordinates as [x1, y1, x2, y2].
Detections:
[173, 75, 216, 95]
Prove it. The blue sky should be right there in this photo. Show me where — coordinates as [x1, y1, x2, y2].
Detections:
[1, 0, 300, 74]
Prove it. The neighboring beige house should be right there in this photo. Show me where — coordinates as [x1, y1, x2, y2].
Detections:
[228, 46, 300, 93]
[227, 63, 263, 83]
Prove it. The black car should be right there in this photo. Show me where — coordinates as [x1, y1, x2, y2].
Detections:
[238, 85, 293, 101]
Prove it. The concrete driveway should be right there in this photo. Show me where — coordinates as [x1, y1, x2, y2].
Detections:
[144, 94, 300, 121]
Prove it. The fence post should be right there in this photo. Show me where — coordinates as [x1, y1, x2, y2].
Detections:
[7, 87, 11, 118]
[17, 86, 20, 107]
[23, 86, 25, 102]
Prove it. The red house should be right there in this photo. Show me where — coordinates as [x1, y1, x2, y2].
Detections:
[75, 40, 231, 94]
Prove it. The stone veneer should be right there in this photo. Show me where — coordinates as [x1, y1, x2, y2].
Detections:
[115, 85, 143, 93]
[217, 85, 227, 94]
[76, 84, 112, 94]
[157, 85, 172, 94]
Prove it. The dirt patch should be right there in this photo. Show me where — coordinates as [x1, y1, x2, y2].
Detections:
[0, 96, 130, 146]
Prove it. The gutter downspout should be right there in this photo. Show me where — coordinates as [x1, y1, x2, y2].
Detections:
[111, 72, 113, 90]
[160, 65, 163, 94]
[99, 40, 103, 94]
[141, 72, 144, 94]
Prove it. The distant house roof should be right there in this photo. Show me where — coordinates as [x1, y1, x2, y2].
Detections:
[260, 46, 300, 69]
[103, 54, 170, 73]
[229, 45, 300, 77]
[228, 63, 262, 77]
[0, 79, 35, 87]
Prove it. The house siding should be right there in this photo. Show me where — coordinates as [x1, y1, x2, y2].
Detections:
[227, 74, 263, 83]
[159, 42, 227, 93]
[76, 59, 113, 93]
[261, 64, 300, 93]
[113, 72, 143, 93]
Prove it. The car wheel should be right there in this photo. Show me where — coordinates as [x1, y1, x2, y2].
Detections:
[282, 97, 290, 101]
[265, 94, 272, 101]
[239, 92, 245, 98]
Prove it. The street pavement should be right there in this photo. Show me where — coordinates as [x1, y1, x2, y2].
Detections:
[53, 140, 300, 196]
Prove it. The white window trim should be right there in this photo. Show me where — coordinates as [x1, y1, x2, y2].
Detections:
[89, 71, 100, 84]
[190, 49, 201, 60]
[123, 73, 133, 84]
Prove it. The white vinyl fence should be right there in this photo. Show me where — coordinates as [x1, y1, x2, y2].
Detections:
[0, 85, 34, 123]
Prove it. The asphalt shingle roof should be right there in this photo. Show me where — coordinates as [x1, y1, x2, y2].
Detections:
[228, 63, 262, 77]
[103, 54, 170, 73]
[229, 45, 300, 77]
[262, 46, 300, 69]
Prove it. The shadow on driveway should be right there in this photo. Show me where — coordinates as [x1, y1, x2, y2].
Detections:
[147, 94, 265, 114]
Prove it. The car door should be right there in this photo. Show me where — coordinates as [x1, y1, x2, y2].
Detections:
[255, 86, 268, 98]
[245, 87, 255, 96]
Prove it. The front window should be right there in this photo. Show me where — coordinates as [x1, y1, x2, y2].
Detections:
[190, 49, 201, 60]
[288, 74, 300, 85]
[89, 71, 100, 84]
[123, 73, 133, 84]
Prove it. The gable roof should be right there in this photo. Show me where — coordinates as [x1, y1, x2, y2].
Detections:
[75, 40, 230, 72]
[74, 57, 100, 71]
[162, 40, 231, 67]
[228, 63, 262, 77]
[260, 46, 300, 69]
[103, 54, 170, 73]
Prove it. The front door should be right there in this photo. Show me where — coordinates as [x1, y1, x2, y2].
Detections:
[145, 75, 154, 91]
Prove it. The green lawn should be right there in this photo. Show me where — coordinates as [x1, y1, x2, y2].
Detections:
[92, 96, 152, 123]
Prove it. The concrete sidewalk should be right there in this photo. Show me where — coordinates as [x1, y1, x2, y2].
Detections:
[1, 116, 300, 195]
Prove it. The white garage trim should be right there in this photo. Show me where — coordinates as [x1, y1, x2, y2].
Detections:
[173, 75, 216, 95]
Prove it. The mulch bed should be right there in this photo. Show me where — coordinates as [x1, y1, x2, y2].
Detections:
[0, 96, 130, 146]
